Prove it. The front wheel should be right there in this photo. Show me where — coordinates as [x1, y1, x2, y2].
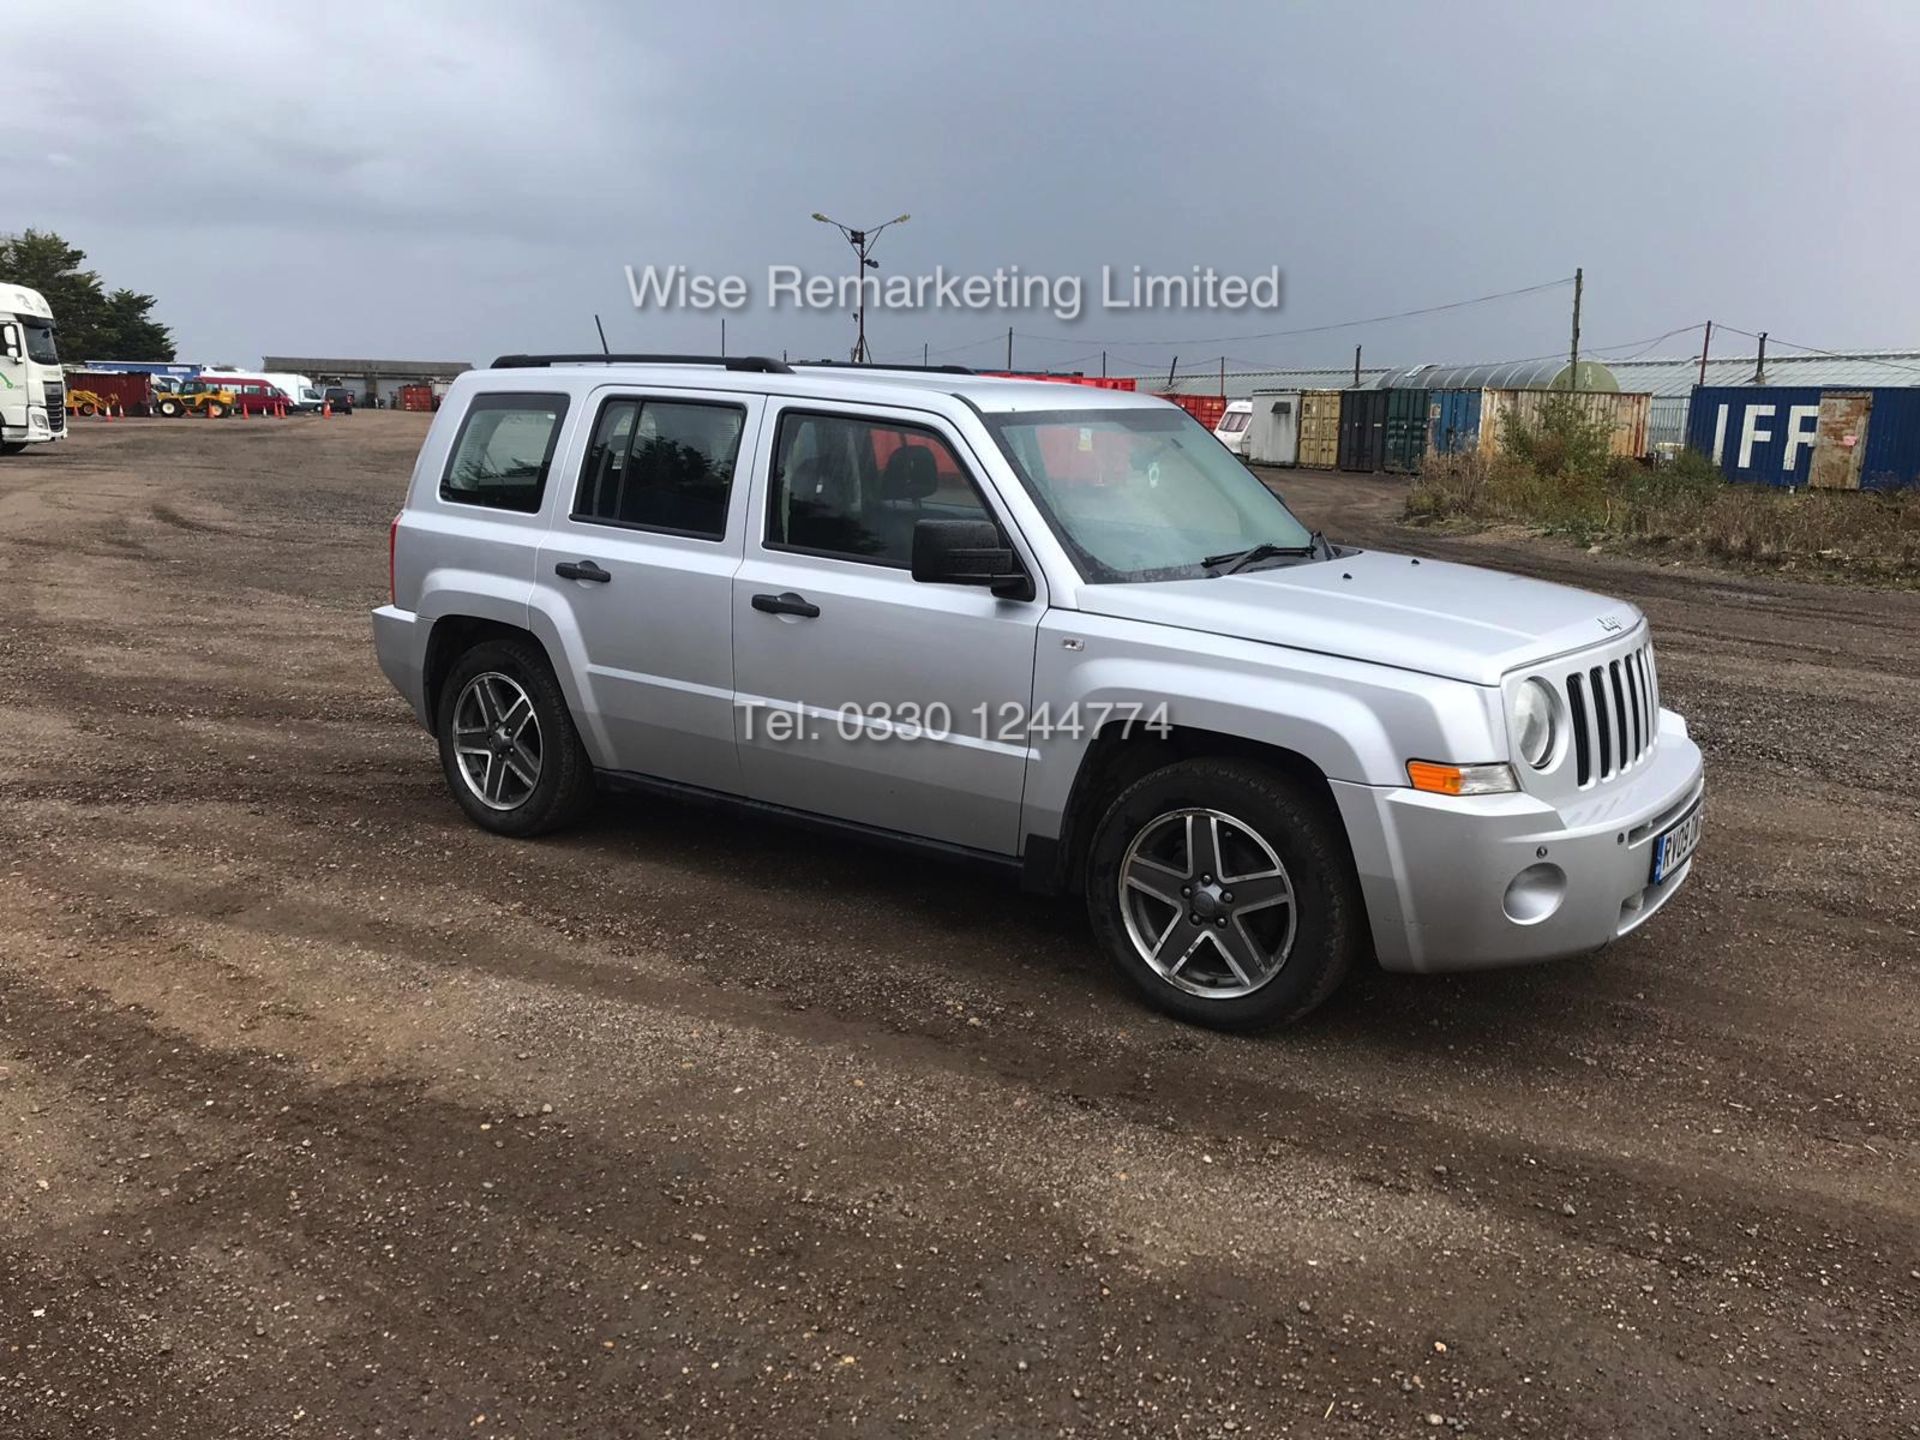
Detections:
[435, 637, 595, 837]
[1086, 757, 1363, 1031]
[157, 398, 182, 418]
[0, 441, 28, 456]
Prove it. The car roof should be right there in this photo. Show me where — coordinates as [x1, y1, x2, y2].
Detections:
[464, 361, 1173, 417]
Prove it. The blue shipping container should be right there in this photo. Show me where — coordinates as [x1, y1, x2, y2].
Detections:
[1685, 386, 1920, 490]
[1427, 389, 1482, 456]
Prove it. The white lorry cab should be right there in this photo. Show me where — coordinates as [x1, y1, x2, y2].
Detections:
[0, 282, 66, 454]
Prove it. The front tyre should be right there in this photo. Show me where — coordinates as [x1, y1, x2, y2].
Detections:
[1086, 757, 1362, 1031]
[435, 638, 595, 837]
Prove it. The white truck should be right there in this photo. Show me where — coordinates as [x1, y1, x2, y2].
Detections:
[0, 282, 65, 454]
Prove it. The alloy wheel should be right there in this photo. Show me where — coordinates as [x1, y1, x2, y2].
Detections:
[451, 671, 543, 811]
[1117, 807, 1296, 999]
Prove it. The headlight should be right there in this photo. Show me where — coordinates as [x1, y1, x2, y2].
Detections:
[1512, 677, 1558, 768]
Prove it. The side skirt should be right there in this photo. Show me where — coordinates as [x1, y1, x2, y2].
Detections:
[594, 768, 1030, 883]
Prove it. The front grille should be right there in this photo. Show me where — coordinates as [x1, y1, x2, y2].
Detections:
[45, 385, 65, 432]
[1565, 640, 1657, 787]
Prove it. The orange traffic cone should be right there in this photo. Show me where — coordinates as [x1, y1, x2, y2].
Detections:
[322, 398, 332, 418]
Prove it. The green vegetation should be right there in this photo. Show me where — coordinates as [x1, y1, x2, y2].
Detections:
[1407, 392, 1920, 582]
[0, 229, 174, 361]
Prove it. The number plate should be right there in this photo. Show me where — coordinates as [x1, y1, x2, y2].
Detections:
[1650, 800, 1703, 884]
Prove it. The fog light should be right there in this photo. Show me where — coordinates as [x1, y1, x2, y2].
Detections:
[1503, 863, 1566, 924]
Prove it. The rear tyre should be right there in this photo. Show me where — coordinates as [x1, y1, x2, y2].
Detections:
[1086, 757, 1362, 1031]
[435, 637, 595, 838]
[157, 398, 182, 418]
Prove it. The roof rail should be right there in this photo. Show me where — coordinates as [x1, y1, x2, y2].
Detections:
[489, 353, 793, 373]
[786, 360, 977, 375]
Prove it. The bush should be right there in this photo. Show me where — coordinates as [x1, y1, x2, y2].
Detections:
[1406, 406, 1920, 581]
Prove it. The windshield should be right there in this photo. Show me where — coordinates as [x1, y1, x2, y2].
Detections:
[984, 406, 1317, 582]
[23, 320, 58, 366]
[1218, 409, 1250, 433]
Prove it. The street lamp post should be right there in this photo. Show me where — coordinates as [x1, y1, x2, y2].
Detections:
[811, 211, 910, 363]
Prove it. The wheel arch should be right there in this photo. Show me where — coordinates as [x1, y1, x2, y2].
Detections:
[423, 615, 552, 728]
[1032, 722, 1350, 901]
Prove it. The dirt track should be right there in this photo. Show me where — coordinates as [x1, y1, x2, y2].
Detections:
[2, 414, 1916, 1438]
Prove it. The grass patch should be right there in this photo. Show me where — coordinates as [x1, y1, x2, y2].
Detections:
[1406, 395, 1920, 582]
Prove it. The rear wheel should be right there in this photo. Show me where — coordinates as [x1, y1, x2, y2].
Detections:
[435, 637, 595, 837]
[157, 398, 181, 418]
[1086, 757, 1362, 1030]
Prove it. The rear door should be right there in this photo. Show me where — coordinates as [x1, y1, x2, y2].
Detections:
[534, 387, 763, 793]
[729, 401, 1044, 855]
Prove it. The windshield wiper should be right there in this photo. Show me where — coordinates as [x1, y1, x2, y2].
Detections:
[1202, 532, 1329, 574]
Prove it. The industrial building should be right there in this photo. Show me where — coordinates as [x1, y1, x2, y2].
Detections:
[261, 356, 471, 410]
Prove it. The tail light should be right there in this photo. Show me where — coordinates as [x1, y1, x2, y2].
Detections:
[388, 512, 401, 605]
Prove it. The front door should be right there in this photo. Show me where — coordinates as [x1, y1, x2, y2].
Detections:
[533, 386, 763, 794]
[1809, 391, 1871, 491]
[730, 403, 1044, 855]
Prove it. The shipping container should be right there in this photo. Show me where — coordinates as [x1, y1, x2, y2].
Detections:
[1647, 395, 1690, 457]
[1155, 392, 1227, 430]
[1382, 387, 1428, 472]
[1685, 386, 1920, 490]
[1426, 388, 1482, 457]
[1337, 388, 1388, 472]
[1479, 389, 1649, 462]
[1244, 389, 1302, 466]
[398, 383, 435, 413]
[1297, 390, 1342, 469]
[62, 370, 155, 416]
[984, 373, 1137, 391]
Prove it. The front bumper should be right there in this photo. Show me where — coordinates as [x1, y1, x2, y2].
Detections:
[1332, 709, 1705, 974]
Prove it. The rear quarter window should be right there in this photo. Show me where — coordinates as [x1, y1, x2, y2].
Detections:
[440, 392, 571, 513]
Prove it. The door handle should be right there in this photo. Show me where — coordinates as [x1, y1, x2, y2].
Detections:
[555, 560, 610, 583]
[751, 591, 820, 619]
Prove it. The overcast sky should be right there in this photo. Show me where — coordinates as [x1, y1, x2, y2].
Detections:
[15, 1, 1919, 378]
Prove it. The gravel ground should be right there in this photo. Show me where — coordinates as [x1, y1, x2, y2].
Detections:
[1, 414, 1915, 1438]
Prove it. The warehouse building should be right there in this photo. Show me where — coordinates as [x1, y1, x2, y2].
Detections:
[262, 356, 471, 410]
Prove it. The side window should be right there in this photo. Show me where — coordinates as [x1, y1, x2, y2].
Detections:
[440, 391, 570, 513]
[767, 411, 992, 567]
[572, 397, 744, 540]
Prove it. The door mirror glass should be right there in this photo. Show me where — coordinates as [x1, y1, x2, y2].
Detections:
[0, 324, 21, 361]
[911, 519, 1033, 601]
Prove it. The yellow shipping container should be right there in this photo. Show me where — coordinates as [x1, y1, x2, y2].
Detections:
[1297, 389, 1344, 469]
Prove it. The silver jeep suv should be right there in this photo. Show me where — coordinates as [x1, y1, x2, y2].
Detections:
[372, 355, 1704, 1030]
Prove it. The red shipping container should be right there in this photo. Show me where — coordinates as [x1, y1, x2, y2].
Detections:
[1155, 392, 1227, 430]
[985, 372, 1138, 392]
[399, 384, 435, 412]
[64, 370, 156, 416]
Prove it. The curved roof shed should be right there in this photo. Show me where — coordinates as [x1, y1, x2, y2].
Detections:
[1378, 358, 1619, 392]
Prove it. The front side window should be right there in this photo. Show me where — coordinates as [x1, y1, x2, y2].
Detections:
[767, 410, 991, 566]
[574, 397, 744, 539]
[23, 321, 59, 366]
[984, 406, 1317, 582]
[440, 391, 570, 513]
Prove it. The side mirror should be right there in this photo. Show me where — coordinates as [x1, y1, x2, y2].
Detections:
[911, 518, 1034, 601]
[0, 325, 20, 362]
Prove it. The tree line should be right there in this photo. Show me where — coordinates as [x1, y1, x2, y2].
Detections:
[1, 229, 175, 361]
